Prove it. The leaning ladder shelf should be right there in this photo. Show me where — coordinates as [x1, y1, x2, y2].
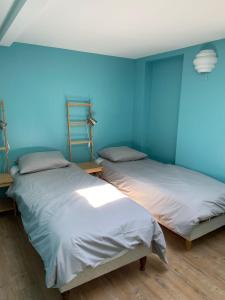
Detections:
[66, 100, 94, 162]
[0, 100, 9, 172]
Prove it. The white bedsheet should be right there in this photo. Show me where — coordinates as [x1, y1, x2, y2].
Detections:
[7, 164, 166, 288]
[101, 158, 225, 238]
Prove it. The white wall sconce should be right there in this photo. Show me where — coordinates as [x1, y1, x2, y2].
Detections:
[193, 49, 218, 73]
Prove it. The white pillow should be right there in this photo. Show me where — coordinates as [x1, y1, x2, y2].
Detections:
[18, 151, 70, 174]
[10, 165, 19, 178]
[98, 146, 147, 162]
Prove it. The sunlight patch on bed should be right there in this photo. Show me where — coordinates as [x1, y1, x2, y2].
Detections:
[77, 184, 125, 208]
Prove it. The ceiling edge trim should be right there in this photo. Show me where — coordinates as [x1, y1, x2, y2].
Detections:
[0, 0, 27, 44]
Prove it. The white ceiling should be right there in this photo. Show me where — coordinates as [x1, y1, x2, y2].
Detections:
[0, 0, 14, 25]
[1, 0, 225, 58]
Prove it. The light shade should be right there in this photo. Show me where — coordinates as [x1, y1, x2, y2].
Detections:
[193, 49, 218, 73]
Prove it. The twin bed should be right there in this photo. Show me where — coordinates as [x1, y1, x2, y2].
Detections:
[7, 147, 225, 298]
[7, 151, 166, 299]
[98, 147, 225, 249]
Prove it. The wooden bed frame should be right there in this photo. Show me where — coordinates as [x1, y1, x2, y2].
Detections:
[158, 213, 225, 250]
[60, 245, 150, 300]
[183, 213, 225, 250]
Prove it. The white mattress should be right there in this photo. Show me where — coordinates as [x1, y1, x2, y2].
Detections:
[101, 158, 225, 238]
[7, 164, 166, 288]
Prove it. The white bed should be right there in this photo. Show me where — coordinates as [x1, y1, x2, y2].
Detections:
[7, 162, 166, 299]
[100, 157, 225, 249]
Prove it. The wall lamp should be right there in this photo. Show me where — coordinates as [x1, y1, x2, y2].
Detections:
[193, 49, 218, 73]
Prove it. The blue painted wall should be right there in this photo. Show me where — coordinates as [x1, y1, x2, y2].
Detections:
[145, 55, 183, 163]
[1, 39, 225, 183]
[134, 38, 225, 182]
[0, 43, 135, 163]
[176, 40, 225, 182]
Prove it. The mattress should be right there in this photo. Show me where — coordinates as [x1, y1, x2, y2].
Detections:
[101, 158, 225, 238]
[7, 163, 166, 288]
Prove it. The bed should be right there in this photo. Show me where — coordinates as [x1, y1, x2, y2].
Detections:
[7, 151, 166, 299]
[99, 148, 225, 249]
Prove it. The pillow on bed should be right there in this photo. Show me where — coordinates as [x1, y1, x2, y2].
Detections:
[98, 146, 147, 162]
[18, 151, 70, 174]
[10, 165, 20, 178]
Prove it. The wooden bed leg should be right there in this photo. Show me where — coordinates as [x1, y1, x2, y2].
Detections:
[139, 256, 147, 271]
[185, 240, 192, 250]
[13, 200, 17, 217]
[61, 291, 70, 300]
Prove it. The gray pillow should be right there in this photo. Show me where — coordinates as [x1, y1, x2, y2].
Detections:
[18, 151, 70, 174]
[98, 146, 147, 162]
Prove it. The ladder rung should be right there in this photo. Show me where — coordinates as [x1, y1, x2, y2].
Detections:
[70, 120, 87, 126]
[70, 140, 92, 145]
[67, 102, 92, 107]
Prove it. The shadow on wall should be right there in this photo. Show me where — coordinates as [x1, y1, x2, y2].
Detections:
[143, 55, 183, 164]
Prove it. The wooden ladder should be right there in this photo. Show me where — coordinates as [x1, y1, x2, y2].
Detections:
[0, 100, 9, 172]
[66, 100, 94, 162]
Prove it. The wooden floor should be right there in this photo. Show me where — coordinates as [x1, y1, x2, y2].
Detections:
[0, 215, 224, 300]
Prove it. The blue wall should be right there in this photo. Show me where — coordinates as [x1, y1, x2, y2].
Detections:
[145, 55, 183, 163]
[1, 39, 225, 182]
[0, 43, 135, 163]
[134, 38, 225, 182]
